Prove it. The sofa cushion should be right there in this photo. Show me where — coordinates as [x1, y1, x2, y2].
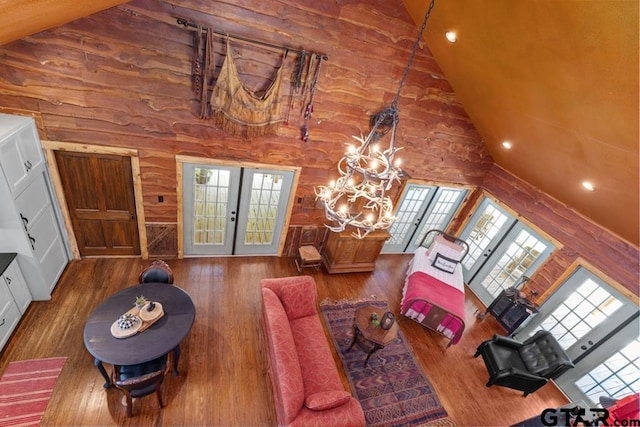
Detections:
[289, 316, 343, 395]
[262, 288, 305, 424]
[305, 390, 352, 411]
[280, 280, 317, 320]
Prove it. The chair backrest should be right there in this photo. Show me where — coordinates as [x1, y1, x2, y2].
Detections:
[519, 331, 574, 378]
[139, 260, 174, 284]
[115, 369, 166, 393]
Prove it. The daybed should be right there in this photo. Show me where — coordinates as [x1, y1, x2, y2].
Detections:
[400, 229, 469, 347]
[260, 275, 365, 427]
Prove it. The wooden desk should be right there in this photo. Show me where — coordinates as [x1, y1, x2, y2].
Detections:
[348, 305, 398, 366]
[83, 283, 195, 388]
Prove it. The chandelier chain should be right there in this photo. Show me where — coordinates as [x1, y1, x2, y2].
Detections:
[392, 0, 436, 109]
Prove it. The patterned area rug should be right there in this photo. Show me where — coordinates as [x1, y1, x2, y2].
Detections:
[321, 299, 454, 427]
[0, 357, 67, 427]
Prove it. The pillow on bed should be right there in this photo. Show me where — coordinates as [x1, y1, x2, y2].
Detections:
[432, 252, 459, 274]
[428, 235, 465, 262]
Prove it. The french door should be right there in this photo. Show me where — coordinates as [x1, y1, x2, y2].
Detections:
[517, 267, 639, 405]
[382, 184, 467, 253]
[459, 198, 555, 306]
[183, 163, 294, 256]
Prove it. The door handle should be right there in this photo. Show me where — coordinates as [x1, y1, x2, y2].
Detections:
[28, 233, 36, 250]
[4, 276, 10, 285]
[24, 162, 31, 172]
[20, 213, 29, 230]
[230, 217, 235, 222]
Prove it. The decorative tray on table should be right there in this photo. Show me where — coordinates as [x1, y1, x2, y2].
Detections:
[110, 302, 164, 339]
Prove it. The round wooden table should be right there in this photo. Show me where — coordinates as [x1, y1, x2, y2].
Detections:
[348, 305, 398, 366]
[83, 283, 195, 388]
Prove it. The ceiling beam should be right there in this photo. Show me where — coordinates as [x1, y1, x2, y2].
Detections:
[0, 0, 130, 45]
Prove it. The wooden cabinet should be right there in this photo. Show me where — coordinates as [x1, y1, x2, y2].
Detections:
[0, 113, 69, 300]
[486, 287, 538, 335]
[322, 230, 390, 274]
[0, 254, 31, 350]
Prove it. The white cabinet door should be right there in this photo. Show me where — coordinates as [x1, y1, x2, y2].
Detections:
[0, 117, 44, 195]
[2, 260, 31, 314]
[0, 301, 20, 350]
[15, 176, 68, 292]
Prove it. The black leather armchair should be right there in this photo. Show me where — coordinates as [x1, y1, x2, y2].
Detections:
[474, 330, 574, 396]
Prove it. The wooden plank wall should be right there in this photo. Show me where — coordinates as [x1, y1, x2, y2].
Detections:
[0, 0, 490, 256]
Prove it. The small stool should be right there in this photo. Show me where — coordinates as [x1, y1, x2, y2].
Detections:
[295, 246, 322, 273]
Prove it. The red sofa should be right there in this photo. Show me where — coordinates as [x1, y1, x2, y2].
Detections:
[260, 276, 365, 426]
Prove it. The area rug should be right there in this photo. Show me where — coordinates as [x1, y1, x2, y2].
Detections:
[0, 357, 67, 427]
[321, 299, 454, 427]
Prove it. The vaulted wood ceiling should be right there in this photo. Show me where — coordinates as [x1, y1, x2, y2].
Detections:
[1, 0, 638, 245]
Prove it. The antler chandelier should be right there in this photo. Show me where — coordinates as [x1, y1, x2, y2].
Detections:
[315, 0, 436, 239]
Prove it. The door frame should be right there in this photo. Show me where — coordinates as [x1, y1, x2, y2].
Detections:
[176, 155, 300, 258]
[42, 140, 148, 259]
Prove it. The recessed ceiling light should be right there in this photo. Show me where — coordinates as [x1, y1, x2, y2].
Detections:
[502, 141, 512, 149]
[445, 31, 457, 43]
[582, 181, 596, 191]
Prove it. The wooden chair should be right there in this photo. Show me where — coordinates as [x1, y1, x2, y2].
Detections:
[111, 355, 170, 417]
[294, 246, 322, 273]
[138, 260, 174, 284]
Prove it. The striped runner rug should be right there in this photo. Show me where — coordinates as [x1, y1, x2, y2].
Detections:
[0, 357, 67, 427]
[321, 299, 454, 427]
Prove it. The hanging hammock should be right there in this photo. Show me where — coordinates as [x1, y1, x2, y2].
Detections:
[208, 38, 286, 138]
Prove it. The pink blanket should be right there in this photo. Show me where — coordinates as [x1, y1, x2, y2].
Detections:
[401, 271, 465, 344]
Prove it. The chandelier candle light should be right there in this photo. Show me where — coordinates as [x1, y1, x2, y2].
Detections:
[315, 0, 436, 239]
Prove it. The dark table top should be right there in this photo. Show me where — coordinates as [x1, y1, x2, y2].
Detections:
[83, 283, 195, 366]
[0, 253, 17, 276]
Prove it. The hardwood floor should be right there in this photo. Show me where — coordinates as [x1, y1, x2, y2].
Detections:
[0, 255, 569, 426]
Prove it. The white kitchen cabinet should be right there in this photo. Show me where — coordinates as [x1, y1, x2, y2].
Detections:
[0, 115, 45, 196]
[0, 113, 70, 300]
[1, 258, 32, 314]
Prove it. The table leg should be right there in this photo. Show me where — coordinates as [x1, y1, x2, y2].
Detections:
[348, 325, 360, 351]
[364, 343, 383, 367]
[172, 346, 180, 376]
[94, 358, 111, 388]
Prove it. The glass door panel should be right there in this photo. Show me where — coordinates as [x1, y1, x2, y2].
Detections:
[471, 224, 554, 303]
[406, 187, 468, 253]
[517, 267, 638, 361]
[459, 198, 516, 281]
[382, 185, 467, 253]
[184, 165, 241, 255]
[382, 184, 436, 253]
[554, 316, 639, 406]
[234, 168, 294, 255]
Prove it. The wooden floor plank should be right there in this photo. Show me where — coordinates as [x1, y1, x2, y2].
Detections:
[0, 255, 569, 426]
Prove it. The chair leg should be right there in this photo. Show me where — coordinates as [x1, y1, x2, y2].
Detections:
[156, 381, 164, 408]
[124, 392, 133, 417]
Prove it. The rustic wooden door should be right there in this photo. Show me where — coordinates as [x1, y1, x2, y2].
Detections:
[54, 151, 140, 256]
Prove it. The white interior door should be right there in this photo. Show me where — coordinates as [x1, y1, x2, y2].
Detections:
[183, 164, 293, 256]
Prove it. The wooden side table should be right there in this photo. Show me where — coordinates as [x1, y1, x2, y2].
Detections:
[348, 305, 398, 366]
